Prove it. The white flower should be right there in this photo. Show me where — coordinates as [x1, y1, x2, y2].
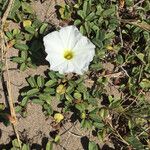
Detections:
[43, 25, 95, 75]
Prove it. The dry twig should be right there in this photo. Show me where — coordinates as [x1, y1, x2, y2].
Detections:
[116, 6, 124, 48]
[0, 0, 14, 60]
[121, 19, 150, 31]
[0, 0, 21, 148]
[133, 0, 145, 8]
[104, 71, 124, 78]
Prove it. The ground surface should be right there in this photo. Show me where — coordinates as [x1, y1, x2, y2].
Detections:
[0, 0, 107, 149]
[0, 0, 150, 150]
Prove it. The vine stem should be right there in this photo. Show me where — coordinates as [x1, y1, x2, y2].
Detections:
[0, 0, 21, 148]
[108, 121, 130, 146]
[6, 56, 17, 122]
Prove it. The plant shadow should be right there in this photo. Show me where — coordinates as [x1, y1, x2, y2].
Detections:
[26, 24, 56, 67]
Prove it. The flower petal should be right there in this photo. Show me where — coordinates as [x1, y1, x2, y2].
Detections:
[43, 31, 64, 54]
[46, 54, 65, 71]
[59, 25, 83, 50]
[72, 36, 95, 74]
[73, 36, 95, 55]
[71, 61, 84, 74]
[43, 25, 95, 75]
[65, 62, 76, 73]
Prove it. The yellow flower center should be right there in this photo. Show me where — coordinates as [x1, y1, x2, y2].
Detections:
[64, 50, 74, 60]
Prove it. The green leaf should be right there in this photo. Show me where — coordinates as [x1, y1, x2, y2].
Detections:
[59, 5, 71, 20]
[48, 71, 57, 79]
[21, 96, 29, 106]
[56, 73, 64, 78]
[74, 19, 81, 26]
[102, 6, 115, 17]
[20, 63, 27, 71]
[83, 1, 88, 16]
[32, 19, 42, 28]
[5, 31, 13, 40]
[96, 4, 103, 15]
[88, 141, 98, 150]
[85, 12, 95, 21]
[54, 135, 60, 143]
[27, 88, 39, 96]
[80, 25, 86, 35]
[75, 103, 87, 112]
[87, 0, 92, 14]
[15, 105, 22, 113]
[15, 33, 24, 40]
[66, 86, 74, 94]
[16, 12, 23, 22]
[43, 104, 53, 115]
[87, 98, 97, 105]
[9, 0, 21, 19]
[89, 113, 102, 123]
[137, 53, 145, 63]
[22, 144, 30, 150]
[0, 103, 5, 110]
[91, 23, 99, 32]
[93, 122, 104, 129]
[92, 38, 103, 48]
[39, 94, 51, 104]
[21, 51, 28, 60]
[32, 99, 44, 105]
[46, 141, 53, 150]
[127, 136, 144, 149]
[77, 10, 85, 19]
[27, 62, 36, 69]
[109, 99, 121, 108]
[14, 43, 29, 51]
[39, 23, 48, 34]
[83, 92, 90, 100]
[104, 32, 115, 39]
[139, 79, 150, 89]
[12, 139, 21, 148]
[81, 119, 92, 129]
[74, 93, 82, 99]
[24, 33, 33, 41]
[12, 57, 24, 63]
[116, 55, 124, 64]
[45, 80, 57, 87]
[77, 84, 87, 93]
[44, 88, 55, 94]
[68, 80, 76, 87]
[126, 0, 134, 7]
[39, 93, 51, 101]
[21, 2, 33, 14]
[25, 26, 35, 34]
[128, 119, 134, 130]
[13, 28, 20, 36]
[99, 108, 109, 119]
[84, 21, 90, 34]
[65, 94, 73, 102]
[27, 77, 37, 88]
[75, 78, 83, 84]
[37, 76, 45, 87]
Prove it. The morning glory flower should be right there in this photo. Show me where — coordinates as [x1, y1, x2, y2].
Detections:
[43, 25, 95, 75]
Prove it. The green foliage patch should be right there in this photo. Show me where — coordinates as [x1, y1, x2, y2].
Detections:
[0, 0, 150, 149]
